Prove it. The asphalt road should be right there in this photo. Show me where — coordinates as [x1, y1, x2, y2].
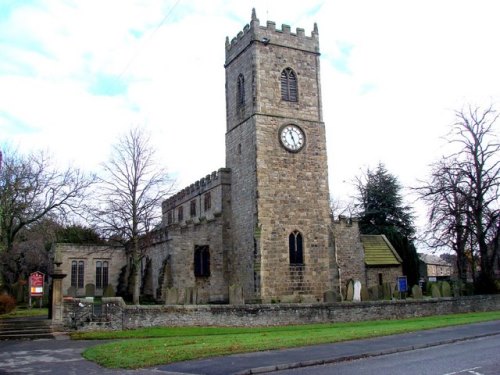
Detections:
[0, 319, 499, 375]
[273, 334, 500, 375]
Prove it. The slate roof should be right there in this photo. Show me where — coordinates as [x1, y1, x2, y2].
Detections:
[361, 235, 402, 266]
[418, 253, 452, 267]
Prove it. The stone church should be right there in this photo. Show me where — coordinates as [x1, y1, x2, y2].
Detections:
[56, 10, 403, 303]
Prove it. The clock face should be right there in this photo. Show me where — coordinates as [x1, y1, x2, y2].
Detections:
[280, 124, 305, 152]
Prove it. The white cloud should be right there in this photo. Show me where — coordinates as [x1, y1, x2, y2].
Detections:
[1, 0, 499, 233]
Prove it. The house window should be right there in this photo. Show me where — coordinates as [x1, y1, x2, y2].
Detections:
[194, 245, 210, 277]
[237, 74, 245, 107]
[378, 273, 383, 286]
[71, 260, 84, 288]
[281, 67, 298, 102]
[204, 192, 211, 211]
[178, 206, 184, 221]
[190, 200, 196, 217]
[96, 261, 109, 289]
[289, 231, 303, 264]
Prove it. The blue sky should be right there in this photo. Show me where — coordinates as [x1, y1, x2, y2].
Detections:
[1, 0, 499, 231]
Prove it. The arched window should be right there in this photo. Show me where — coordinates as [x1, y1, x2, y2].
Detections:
[281, 67, 298, 102]
[237, 74, 245, 107]
[289, 231, 303, 264]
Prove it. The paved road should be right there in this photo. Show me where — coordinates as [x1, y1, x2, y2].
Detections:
[272, 334, 500, 375]
[0, 320, 499, 375]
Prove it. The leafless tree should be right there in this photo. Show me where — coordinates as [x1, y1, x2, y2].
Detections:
[0, 147, 95, 285]
[95, 128, 175, 304]
[417, 104, 499, 292]
[416, 158, 473, 283]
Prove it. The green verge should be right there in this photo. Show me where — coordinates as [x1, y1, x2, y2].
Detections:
[0, 307, 48, 319]
[81, 311, 500, 369]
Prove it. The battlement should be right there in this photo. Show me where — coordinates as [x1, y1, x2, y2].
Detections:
[225, 8, 319, 65]
[162, 168, 231, 211]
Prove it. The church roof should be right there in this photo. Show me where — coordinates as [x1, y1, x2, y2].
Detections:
[361, 235, 402, 266]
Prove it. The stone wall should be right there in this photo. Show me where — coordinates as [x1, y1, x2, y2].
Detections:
[64, 295, 500, 330]
[365, 266, 403, 289]
[333, 218, 366, 294]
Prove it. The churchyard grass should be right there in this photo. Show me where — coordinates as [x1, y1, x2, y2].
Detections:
[80, 311, 500, 369]
[0, 307, 48, 319]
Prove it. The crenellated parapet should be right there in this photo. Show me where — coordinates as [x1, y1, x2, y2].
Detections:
[225, 8, 319, 66]
[162, 168, 231, 212]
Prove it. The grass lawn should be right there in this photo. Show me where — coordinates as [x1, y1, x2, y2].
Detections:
[0, 307, 48, 319]
[80, 310, 500, 369]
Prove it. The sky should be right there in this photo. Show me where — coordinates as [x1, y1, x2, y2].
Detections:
[1, 0, 500, 234]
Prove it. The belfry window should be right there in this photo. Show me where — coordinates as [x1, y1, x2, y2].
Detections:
[237, 74, 245, 107]
[194, 245, 210, 277]
[289, 231, 303, 264]
[281, 67, 298, 102]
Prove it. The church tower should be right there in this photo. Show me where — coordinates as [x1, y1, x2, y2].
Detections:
[225, 10, 335, 301]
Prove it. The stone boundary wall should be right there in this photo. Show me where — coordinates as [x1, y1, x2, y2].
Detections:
[64, 295, 500, 330]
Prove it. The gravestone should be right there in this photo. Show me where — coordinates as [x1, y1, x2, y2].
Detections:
[165, 287, 179, 305]
[411, 285, 423, 299]
[431, 283, 441, 298]
[66, 285, 77, 297]
[441, 281, 452, 297]
[360, 286, 369, 301]
[323, 290, 338, 303]
[229, 284, 244, 305]
[184, 287, 197, 304]
[103, 284, 115, 298]
[85, 283, 95, 298]
[367, 285, 380, 301]
[346, 280, 354, 301]
[382, 282, 393, 300]
[353, 280, 362, 302]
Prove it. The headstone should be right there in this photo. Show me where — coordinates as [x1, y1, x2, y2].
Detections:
[411, 285, 423, 299]
[367, 285, 380, 301]
[165, 287, 178, 305]
[103, 284, 116, 298]
[281, 292, 301, 303]
[67, 285, 77, 297]
[323, 290, 337, 303]
[346, 280, 354, 301]
[382, 282, 393, 300]
[229, 284, 245, 305]
[85, 283, 95, 297]
[431, 283, 441, 298]
[452, 281, 461, 297]
[353, 280, 362, 302]
[360, 286, 369, 301]
[184, 287, 197, 304]
[440, 281, 452, 297]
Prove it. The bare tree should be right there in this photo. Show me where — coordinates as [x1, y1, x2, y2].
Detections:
[95, 128, 174, 304]
[416, 158, 472, 283]
[0, 147, 95, 284]
[417, 105, 499, 293]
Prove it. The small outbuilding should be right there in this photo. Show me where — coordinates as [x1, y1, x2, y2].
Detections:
[360, 235, 403, 288]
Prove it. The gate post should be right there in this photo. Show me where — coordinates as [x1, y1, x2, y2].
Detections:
[51, 249, 67, 327]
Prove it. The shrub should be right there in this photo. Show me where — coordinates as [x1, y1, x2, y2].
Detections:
[0, 293, 16, 315]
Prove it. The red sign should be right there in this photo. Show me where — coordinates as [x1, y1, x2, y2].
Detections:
[29, 272, 45, 297]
